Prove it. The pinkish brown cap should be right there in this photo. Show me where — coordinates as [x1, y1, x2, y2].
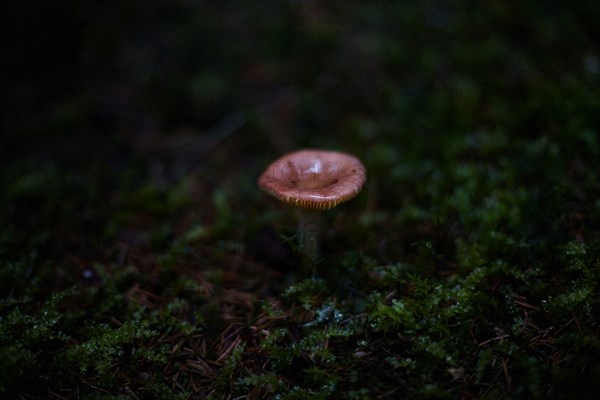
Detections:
[258, 149, 367, 210]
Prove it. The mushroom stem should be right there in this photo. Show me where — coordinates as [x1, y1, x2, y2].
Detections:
[298, 208, 322, 262]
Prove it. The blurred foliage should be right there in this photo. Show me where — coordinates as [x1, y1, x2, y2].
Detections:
[2, 0, 600, 399]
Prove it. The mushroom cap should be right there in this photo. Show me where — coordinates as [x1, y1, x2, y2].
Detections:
[258, 149, 367, 210]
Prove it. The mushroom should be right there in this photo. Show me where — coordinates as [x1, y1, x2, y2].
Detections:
[258, 149, 367, 263]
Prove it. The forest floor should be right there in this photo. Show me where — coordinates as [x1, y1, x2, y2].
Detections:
[1, 2, 600, 399]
